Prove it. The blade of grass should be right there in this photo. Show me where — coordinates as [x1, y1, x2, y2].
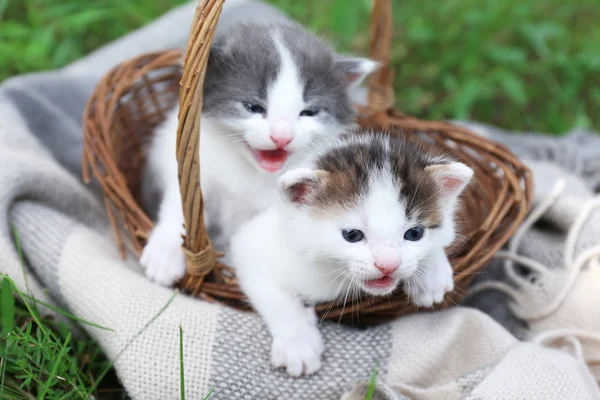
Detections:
[203, 388, 214, 400]
[12, 225, 114, 332]
[1, 381, 33, 400]
[364, 361, 380, 400]
[38, 332, 72, 400]
[0, 356, 5, 400]
[4, 276, 47, 336]
[87, 291, 178, 397]
[180, 325, 185, 400]
[12, 224, 37, 315]
[19, 293, 113, 332]
[0, 276, 14, 400]
[1, 276, 15, 335]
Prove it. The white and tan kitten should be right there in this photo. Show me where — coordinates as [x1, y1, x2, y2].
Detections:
[231, 131, 473, 377]
[141, 22, 378, 286]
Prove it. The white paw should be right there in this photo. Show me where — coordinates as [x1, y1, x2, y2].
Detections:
[140, 226, 186, 287]
[406, 261, 454, 308]
[270, 320, 324, 377]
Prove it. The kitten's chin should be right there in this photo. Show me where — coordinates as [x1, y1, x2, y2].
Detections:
[359, 276, 400, 296]
[246, 145, 290, 172]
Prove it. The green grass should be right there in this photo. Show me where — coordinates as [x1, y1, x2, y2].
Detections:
[364, 361, 379, 400]
[1, 274, 210, 399]
[1, 276, 123, 399]
[1, 226, 191, 398]
[1, 226, 123, 399]
[1, 0, 599, 134]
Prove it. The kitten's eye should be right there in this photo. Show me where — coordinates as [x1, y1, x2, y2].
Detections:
[404, 226, 425, 241]
[243, 102, 266, 114]
[300, 109, 319, 117]
[342, 229, 364, 243]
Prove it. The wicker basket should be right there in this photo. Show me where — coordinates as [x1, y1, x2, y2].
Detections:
[82, 0, 533, 325]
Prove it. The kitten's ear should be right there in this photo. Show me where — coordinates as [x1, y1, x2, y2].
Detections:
[278, 168, 330, 205]
[334, 56, 380, 89]
[425, 162, 474, 199]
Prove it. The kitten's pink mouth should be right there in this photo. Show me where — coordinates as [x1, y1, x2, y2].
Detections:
[363, 276, 395, 289]
[250, 147, 289, 172]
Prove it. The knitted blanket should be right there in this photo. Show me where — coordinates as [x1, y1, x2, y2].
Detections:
[1, 1, 599, 399]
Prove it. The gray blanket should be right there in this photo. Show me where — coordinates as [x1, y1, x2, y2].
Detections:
[2, 1, 599, 399]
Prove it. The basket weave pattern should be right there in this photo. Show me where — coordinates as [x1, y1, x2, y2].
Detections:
[82, 0, 533, 324]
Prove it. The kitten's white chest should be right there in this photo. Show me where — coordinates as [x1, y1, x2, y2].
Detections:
[199, 123, 278, 248]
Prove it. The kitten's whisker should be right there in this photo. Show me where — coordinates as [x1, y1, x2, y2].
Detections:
[313, 255, 346, 265]
[409, 192, 439, 214]
[449, 271, 483, 277]
[320, 266, 347, 278]
[319, 275, 349, 325]
[221, 139, 247, 145]
[452, 285, 468, 295]
[220, 134, 246, 140]
[307, 270, 347, 302]
[219, 136, 247, 144]
[411, 271, 427, 306]
[405, 278, 415, 308]
[413, 267, 427, 281]
[407, 180, 421, 211]
[444, 240, 473, 257]
[445, 293, 460, 307]
[220, 135, 245, 140]
[338, 276, 354, 324]
[351, 283, 358, 325]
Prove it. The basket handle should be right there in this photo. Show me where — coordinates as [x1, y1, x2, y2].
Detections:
[175, 0, 394, 280]
[176, 0, 225, 281]
[367, 0, 395, 122]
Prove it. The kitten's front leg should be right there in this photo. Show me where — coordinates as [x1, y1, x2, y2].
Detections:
[241, 276, 324, 377]
[141, 181, 187, 286]
[141, 181, 215, 286]
[404, 248, 454, 308]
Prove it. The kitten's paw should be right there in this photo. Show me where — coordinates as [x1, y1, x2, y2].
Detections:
[442, 264, 454, 294]
[406, 262, 454, 308]
[271, 324, 324, 377]
[140, 227, 186, 287]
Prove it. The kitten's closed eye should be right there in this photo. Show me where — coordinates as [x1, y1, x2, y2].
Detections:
[243, 102, 266, 115]
[299, 109, 320, 117]
[404, 226, 425, 241]
[342, 229, 364, 243]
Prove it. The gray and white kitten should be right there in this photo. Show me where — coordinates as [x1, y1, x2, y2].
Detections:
[231, 131, 473, 377]
[142, 22, 378, 286]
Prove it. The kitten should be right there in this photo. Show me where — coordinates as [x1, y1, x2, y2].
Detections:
[141, 21, 378, 286]
[230, 131, 474, 377]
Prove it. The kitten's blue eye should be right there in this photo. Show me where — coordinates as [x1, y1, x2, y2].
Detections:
[244, 102, 266, 114]
[300, 109, 319, 117]
[404, 226, 425, 241]
[342, 229, 364, 243]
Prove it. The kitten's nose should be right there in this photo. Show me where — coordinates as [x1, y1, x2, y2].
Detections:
[271, 135, 292, 149]
[375, 260, 401, 276]
[270, 119, 293, 149]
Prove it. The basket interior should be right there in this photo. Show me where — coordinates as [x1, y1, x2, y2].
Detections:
[83, 51, 531, 325]
[113, 63, 182, 215]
